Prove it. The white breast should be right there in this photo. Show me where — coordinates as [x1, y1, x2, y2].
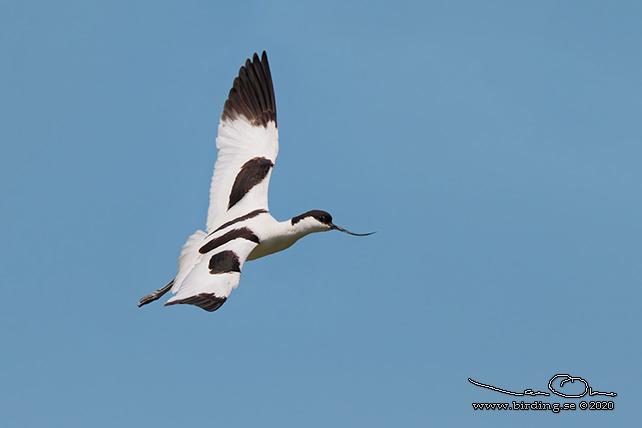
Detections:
[247, 233, 300, 260]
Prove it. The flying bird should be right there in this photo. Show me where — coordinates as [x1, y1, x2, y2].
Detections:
[139, 51, 373, 312]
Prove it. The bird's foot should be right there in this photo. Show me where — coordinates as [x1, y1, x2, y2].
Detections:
[138, 279, 175, 308]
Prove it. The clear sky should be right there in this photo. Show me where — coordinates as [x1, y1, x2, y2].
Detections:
[1, 1, 640, 427]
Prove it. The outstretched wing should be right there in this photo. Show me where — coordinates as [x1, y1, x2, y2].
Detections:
[206, 51, 278, 233]
[165, 229, 260, 312]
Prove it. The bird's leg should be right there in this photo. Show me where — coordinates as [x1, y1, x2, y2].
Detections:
[138, 279, 175, 308]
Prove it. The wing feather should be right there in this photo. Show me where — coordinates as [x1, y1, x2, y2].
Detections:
[166, 238, 258, 312]
[206, 52, 278, 233]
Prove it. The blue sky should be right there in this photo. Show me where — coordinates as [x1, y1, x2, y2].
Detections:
[2, 1, 640, 426]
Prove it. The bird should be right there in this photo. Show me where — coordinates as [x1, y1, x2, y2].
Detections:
[138, 51, 373, 312]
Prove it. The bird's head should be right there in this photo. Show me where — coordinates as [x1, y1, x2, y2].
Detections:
[291, 210, 375, 236]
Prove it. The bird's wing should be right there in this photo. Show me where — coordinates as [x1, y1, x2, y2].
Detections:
[206, 51, 278, 234]
[165, 228, 260, 312]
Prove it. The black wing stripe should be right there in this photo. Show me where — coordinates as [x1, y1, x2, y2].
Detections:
[208, 209, 268, 236]
[199, 227, 259, 254]
[209, 250, 241, 274]
[228, 157, 274, 209]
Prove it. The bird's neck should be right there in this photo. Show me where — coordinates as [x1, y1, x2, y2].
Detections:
[247, 218, 321, 261]
[281, 218, 321, 240]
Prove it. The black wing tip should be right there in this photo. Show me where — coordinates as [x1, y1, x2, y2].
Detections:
[164, 293, 228, 312]
[221, 51, 277, 128]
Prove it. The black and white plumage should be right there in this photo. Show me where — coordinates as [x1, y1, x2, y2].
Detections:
[139, 52, 373, 312]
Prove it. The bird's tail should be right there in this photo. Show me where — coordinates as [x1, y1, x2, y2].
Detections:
[138, 229, 207, 308]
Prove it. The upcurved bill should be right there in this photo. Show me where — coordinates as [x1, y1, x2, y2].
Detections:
[331, 224, 376, 236]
